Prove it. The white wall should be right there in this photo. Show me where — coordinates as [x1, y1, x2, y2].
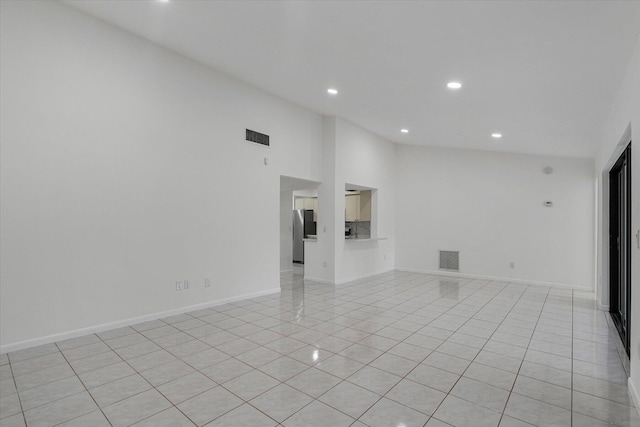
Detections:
[395, 145, 595, 289]
[0, 1, 323, 351]
[333, 118, 396, 283]
[279, 190, 293, 273]
[305, 117, 396, 284]
[594, 35, 640, 406]
[304, 117, 337, 283]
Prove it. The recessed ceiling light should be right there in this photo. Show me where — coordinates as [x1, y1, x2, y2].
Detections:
[447, 81, 462, 89]
[327, 88, 338, 95]
[400, 129, 409, 133]
[491, 133, 503, 138]
[158, 0, 170, 2]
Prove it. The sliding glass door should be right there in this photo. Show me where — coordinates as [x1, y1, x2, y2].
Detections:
[609, 143, 631, 356]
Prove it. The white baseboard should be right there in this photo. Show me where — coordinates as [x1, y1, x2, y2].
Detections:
[280, 269, 293, 274]
[598, 303, 610, 311]
[335, 268, 395, 285]
[629, 378, 640, 418]
[395, 267, 592, 291]
[0, 287, 280, 354]
[302, 276, 335, 285]
[304, 268, 395, 286]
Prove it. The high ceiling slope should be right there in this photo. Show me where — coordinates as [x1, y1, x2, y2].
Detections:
[63, 0, 640, 158]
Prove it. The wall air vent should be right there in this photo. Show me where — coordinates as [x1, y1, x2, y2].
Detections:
[439, 250, 459, 271]
[246, 129, 270, 147]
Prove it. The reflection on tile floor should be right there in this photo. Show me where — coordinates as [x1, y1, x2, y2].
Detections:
[1, 268, 638, 426]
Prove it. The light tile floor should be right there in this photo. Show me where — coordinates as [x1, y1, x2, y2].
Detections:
[1, 268, 638, 426]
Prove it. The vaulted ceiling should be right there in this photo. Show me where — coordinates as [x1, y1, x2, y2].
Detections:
[64, 0, 640, 158]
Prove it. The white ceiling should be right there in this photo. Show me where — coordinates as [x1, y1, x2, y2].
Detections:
[63, 0, 640, 158]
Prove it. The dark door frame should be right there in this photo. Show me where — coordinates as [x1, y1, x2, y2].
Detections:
[609, 142, 631, 357]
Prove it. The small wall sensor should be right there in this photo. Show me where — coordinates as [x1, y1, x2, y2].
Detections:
[543, 166, 554, 175]
[544, 201, 553, 207]
[264, 157, 269, 166]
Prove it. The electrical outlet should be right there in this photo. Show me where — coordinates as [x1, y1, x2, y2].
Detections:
[204, 278, 211, 288]
[384, 254, 387, 260]
[323, 261, 327, 268]
[176, 281, 182, 291]
[510, 262, 515, 269]
[184, 280, 190, 289]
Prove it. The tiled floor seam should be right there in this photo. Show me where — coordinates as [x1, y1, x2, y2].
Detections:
[445, 284, 551, 426]
[269, 276, 461, 426]
[114, 311, 319, 427]
[499, 288, 578, 424]
[51, 341, 115, 427]
[570, 289, 575, 427]
[341, 276, 504, 425]
[353, 279, 537, 425]
[90, 329, 202, 427]
[5, 356, 29, 427]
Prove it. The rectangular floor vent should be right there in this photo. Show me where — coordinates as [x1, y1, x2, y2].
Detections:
[246, 129, 270, 147]
[439, 250, 459, 271]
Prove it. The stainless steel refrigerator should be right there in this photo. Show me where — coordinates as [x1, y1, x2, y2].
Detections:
[292, 209, 315, 264]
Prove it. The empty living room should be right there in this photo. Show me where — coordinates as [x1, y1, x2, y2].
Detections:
[1, 1, 639, 426]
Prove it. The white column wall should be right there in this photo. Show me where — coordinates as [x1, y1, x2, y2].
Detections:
[304, 117, 337, 283]
[333, 118, 396, 284]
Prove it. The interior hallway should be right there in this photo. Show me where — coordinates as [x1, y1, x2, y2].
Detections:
[0, 270, 636, 426]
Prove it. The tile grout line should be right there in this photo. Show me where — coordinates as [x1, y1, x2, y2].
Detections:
[496, 286, 552, 427]
[91, 331, 202, 427]
[571, 289, 574, 427]
[264, 274, 482, 426]
[52, 340, 114, 427]
[345, 278, 531, 425]
[445, 283, 551, 425]
[5, 353, 28, 427]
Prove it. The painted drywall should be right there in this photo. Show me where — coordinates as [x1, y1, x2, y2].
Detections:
[304, 117, 338, 283]
[594, 34, 640, 408]
[279, 190, 293, 273]
[333, 118, 396, 283]
[395, 145, 595, 289]
[305, 117, 396, 284]
[0, 1, 323, 350]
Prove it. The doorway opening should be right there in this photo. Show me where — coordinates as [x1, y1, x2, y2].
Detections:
[609, 142, 631, 357]
[280, 176, 320, 285]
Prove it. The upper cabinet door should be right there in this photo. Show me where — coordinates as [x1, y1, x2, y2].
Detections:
[345, 194, 359, 221]
[359, 191, 371, 221]
[312, 198, 318, 222]
[303, 198, 315, 210]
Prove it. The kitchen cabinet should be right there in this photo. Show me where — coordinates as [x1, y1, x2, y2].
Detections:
[345, 191, 371, 222]
[312, 198, 318, 222]
[359, 190, 371, 221]
[303, 198, 315, 210]
[345, 194, 359, 221]
[294, 197, 318, 222]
